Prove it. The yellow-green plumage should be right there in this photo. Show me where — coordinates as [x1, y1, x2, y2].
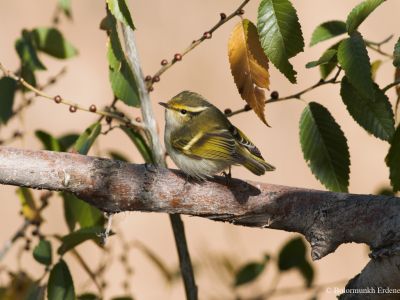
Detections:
[160, 91, 275, 179]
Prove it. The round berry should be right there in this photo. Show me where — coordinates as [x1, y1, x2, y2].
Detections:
[161, 59, 168, 66]
[69, 105, 77, 113]
[174, 53, 182, 61]
[89, 105, 97, 112]
[145, 75, 152, 81]
[220, 13, 227, 20]
[152, 76, 160, 83]
[203, 32, 212, 39]
[54, 95, 62, 103]
[224, 108, 232, 115]
[270, 91, 279, 99]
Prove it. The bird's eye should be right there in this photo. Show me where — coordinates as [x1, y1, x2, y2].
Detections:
[180, 109, 187, 115]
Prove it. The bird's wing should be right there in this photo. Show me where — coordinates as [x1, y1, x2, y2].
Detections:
[229, 125, 263, 159]
[171, 128, 238, 162]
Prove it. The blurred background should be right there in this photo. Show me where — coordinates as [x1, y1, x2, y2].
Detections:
[0, 0, 399, 299]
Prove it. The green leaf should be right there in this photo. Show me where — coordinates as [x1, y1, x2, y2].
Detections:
[107, 18, 140, 107]
[278, 237, 314, 286]
[58, 0, 72, 19]
[73, 122, 102, 155]
[278, 237, 306, 271]
[35, 130, 62, 151]
[393, 37, 400, 67]
[257, 0, 304, 83]
[386, 125, 400, 192]
[106, 0, 135, 30]
[300, 102, 350, 192]
[340, 77, 394, 141]
[58, 133, 79, 151]
[15, 30, 46, 71]
[60, 192, 104, 231]
[120, 126, 153, 163]
[298, 260, 314, 287]
[31, 27, 78, 59]
[77, 293, 100, 300]
[0, 77, 17, 124]
[111, 297, 134, 300]
[26, 284, 46, 300]
[20, 65, 37, 89]
[310, 20, 347, 46]
[58, 226, 106, 255]
[338, 31, 374, 99]
[234, 255, 269, 287]
[108, 151, 129, 162]
[346, 0, 385, 34]
[319, 41, 342, 79]
[48, 260, 75, 300]
[33, 239, 52, 266]
[306, 49, 337, 68]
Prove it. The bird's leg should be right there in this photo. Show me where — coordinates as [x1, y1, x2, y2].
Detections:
[222, 166, 232, 184]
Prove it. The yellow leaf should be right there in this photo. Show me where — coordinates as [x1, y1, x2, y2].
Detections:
[16, 187, 41, 222]
[370, 59, 382, 81]
[228, 19, 270, 125]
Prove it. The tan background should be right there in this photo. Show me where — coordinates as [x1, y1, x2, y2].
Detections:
[1, 0, 399, 299]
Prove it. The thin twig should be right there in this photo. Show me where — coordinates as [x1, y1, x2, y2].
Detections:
[0, 131, 24, 146]
[0, 62, 145, 130]
[365, 35, 393, 47]
[0, 220, 30, 261]
[227, 68, 342, 117]
[382, 78, 400, 93]
[146, 0, 251, 91]
[122, 23, 198, 300]
[366, 44, 393, 58]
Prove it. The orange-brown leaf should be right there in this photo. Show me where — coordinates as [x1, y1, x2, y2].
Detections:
[228, 19, 270, 125]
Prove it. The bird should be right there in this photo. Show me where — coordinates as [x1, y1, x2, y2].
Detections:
[159, 91, 275, 180]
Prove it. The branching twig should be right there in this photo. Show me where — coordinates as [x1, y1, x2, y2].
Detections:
[382, 78, 400, 93]
[227, 68, 342, 117]
[0, 63, 145, 130]
[146, 0, 251, 91]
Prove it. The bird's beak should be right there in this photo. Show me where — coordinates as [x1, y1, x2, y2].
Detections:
[159, 102, 169, 109]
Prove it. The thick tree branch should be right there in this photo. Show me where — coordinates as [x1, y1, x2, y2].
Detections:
[1, 146, 400, 298]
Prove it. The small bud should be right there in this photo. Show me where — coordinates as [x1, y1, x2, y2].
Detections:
[224, 108, 232, 115]
[238, 9, 245, 15]
[203, 32, 212, 39]
[117, 111, 125, 117]
[192, 40, 197, 44]
[32, 229, 39, 236]
[89, 105, 97, 112]
[69, 105, 77, 113]
[220, 13, 227, 20]
[152, 76, 160, 83]
[13, 130, 22, 138]
[161, 59, 168, 66]
[24, 244, 30, 251]
[173, 53, 182, 61]
[319, 78, 325, 83]
[106, 116, 112, 124]
[145, 75, 152, 81]
[244, 104, 251, 111]
[148, 86, 154, 92]
[54, 95, 62, 103]
[270, 91, 279, 99]
[135, 117, 142, 123]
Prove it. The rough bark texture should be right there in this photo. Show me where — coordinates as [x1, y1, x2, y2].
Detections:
[1, 146, 400, 298]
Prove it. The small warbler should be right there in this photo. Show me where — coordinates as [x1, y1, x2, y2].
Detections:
[159, 91, 275, 180]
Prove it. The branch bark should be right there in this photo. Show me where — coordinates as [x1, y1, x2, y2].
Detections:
[1, 146, 400, 299]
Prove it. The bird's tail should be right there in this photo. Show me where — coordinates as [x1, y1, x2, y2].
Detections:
[237, 147, 275, 175]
